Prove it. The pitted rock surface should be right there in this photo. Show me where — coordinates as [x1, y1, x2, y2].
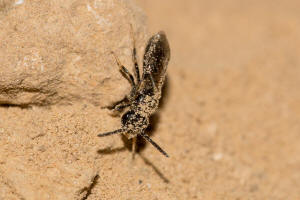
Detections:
[0, 0, 147, 106]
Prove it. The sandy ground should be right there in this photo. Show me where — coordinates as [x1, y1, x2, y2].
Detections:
[1, 0, 300, 199]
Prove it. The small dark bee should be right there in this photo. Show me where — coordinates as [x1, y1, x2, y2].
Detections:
[98, 30, 170, 158]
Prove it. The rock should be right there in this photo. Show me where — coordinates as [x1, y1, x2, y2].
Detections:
[0, 0, 148, 199]
[0, 0, 147, 107]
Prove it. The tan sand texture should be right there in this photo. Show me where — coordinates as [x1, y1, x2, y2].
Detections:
[1, 0, 300, 199]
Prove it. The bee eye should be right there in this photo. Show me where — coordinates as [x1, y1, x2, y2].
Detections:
[121, 110, 135, 124]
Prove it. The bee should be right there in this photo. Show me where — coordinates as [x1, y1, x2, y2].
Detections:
[98, 30, 170, 159]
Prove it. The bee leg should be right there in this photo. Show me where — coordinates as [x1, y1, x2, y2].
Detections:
[111, 51, 136, 87]
[131, 137, 137, 160]
[130, 24, 141, 84]
[102, 97, 131, 114]
[140, 132, 169, 157]
[114, 102, 131, 111]
[103, 96, 127, 109]
[111, 97, 131, 111]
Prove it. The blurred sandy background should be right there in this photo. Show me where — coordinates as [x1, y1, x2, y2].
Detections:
[136, 0, 300, 199]
[1, 0, 300, 199]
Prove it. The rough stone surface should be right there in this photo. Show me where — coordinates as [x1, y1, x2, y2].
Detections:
[0, 0, 148, 199]
[0, 0, 147, 106]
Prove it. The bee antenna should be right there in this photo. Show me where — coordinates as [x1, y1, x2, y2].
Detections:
[98, 129, 123, 137]
[140, 133, 169, 157]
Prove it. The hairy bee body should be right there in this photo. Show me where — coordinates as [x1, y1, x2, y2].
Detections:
[98, 31, 170, 158]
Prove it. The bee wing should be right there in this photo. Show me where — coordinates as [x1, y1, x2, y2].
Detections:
[143, 32, 170, 89]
